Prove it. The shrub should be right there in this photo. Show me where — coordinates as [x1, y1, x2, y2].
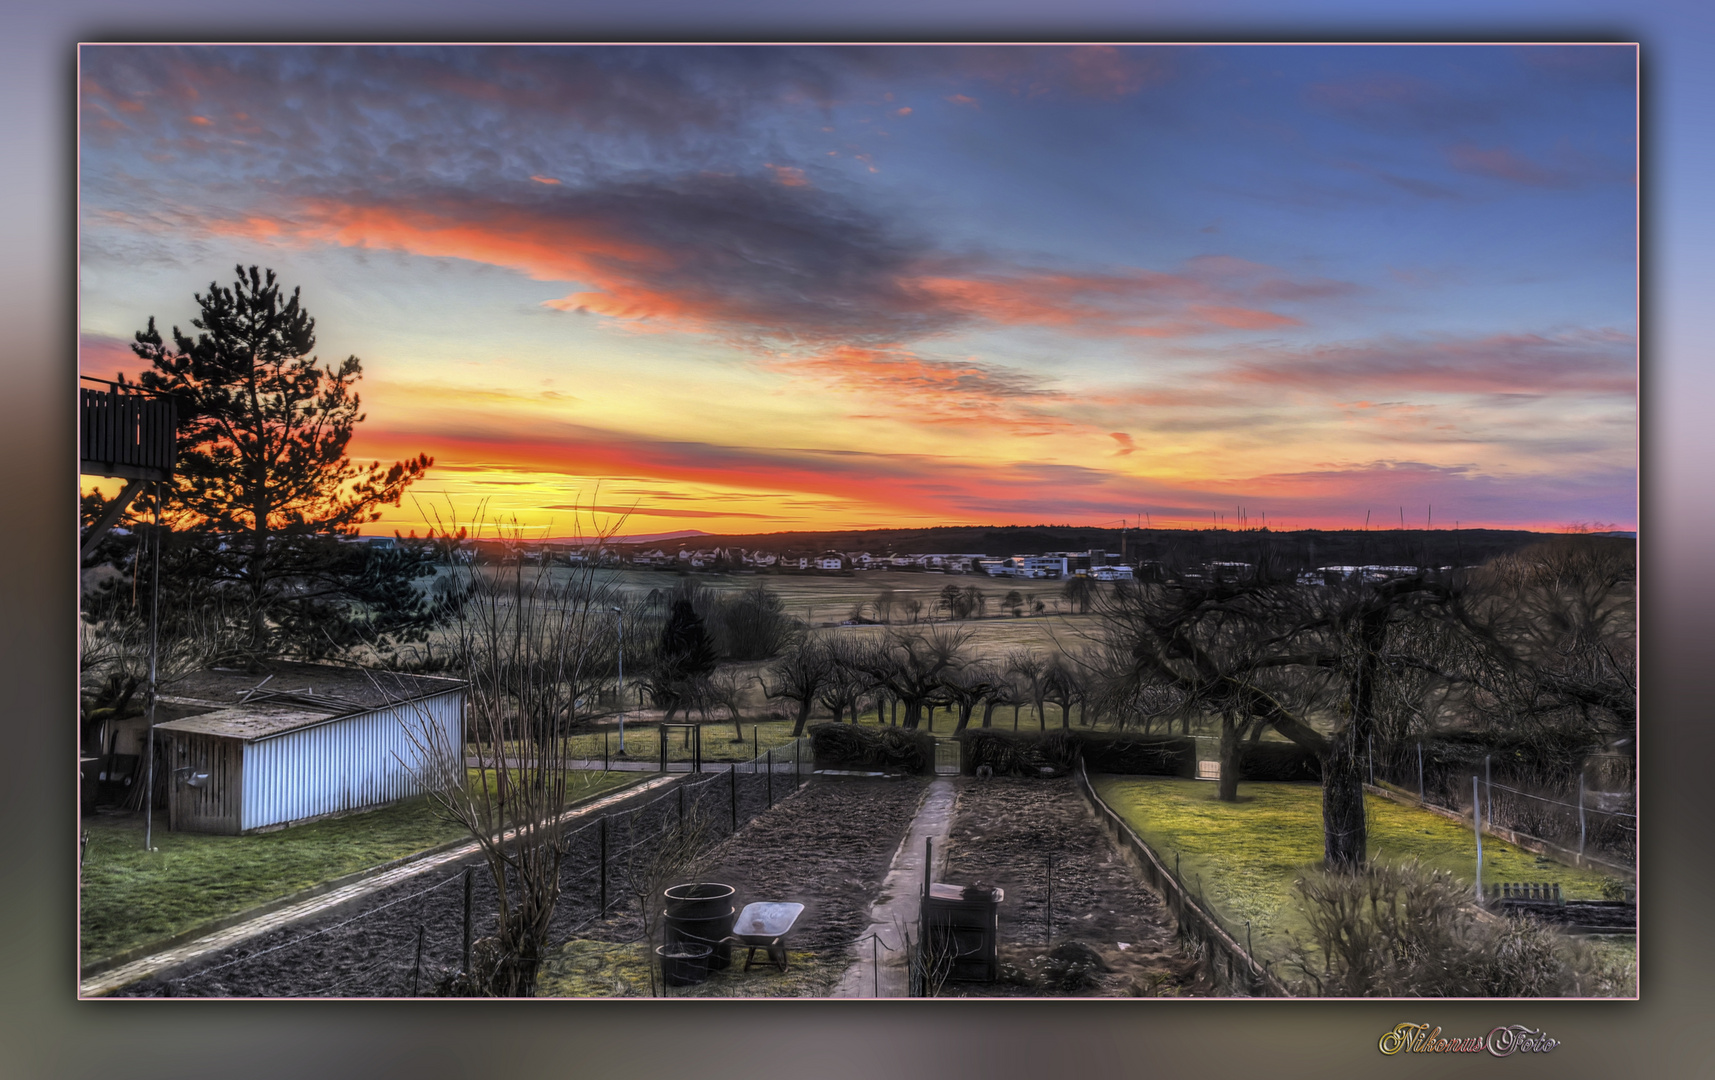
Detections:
[808, 723, 934, 774]
[1283, 857, 1622, 997]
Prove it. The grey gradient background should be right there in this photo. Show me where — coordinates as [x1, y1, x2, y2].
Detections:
[5, 3, 1707, 1078]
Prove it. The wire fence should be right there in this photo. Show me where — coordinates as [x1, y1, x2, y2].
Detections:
[1371, 743, 1634, 869]
[132, 737, 817, 998]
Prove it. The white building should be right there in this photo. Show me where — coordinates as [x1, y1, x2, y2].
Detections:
[153, 663, 466, 834]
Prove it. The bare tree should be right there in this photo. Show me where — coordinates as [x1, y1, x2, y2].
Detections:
[758, 636, 833, 736]
[706, 666, 749, 742]
[399, 528, 617, 996]
[1005, 650, 1050, 731]
[943, 662, 1001, 733]
[815, 636, 871, 723]
[851, 626, 971, 730]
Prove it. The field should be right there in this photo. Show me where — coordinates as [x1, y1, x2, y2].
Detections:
[1090, 777, 1629, 973]
[80, 771, 643, 962]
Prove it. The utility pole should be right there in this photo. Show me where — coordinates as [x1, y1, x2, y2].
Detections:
[143, 485, 161, 850]
[611, 606, 626, 754]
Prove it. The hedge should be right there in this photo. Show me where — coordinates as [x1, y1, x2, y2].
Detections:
[1233, 740, 1322, 782]
[957, 729, 1196, 778]
[808, 723, 935, 775]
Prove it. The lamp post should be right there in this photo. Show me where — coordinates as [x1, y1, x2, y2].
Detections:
[611, 606, 626, 754]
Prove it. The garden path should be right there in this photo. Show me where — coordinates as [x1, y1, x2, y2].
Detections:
[831, 777, 957, 998]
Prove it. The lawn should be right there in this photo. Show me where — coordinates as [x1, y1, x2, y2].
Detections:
[537, 939, 841, 998]
[1090, 776, 1629, 969]
[80, 770, 644, 962]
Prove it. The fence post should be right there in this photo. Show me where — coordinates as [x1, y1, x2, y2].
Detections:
[1484, 754, 1492, 832]
[462, 867, 473, 977]
[411, 924, 425, 996]
[731, 762, 738, 832]
[659, 729, 667, 775]
[1473, 775, 1484, 902]
[1368, 734, 1374, 785]
[1417, 742, 1425, 803]
[767, 749, 774, 808]
[599, 816, 608, 916]
[1046, 852, 1054, 945]
[1578, 773, 1587, 856]
[678, 784, 685, 828]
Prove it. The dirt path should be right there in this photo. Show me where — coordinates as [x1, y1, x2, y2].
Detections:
[935, 777, 1205, 997]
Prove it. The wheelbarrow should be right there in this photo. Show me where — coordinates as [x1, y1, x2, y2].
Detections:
[728, 902, 805, 973]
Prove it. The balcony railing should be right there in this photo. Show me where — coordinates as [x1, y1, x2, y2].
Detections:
[80, 377, 177, 481]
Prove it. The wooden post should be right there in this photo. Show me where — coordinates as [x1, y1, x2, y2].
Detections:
[462, 867, 473, 976]
[1417, 742, 1425, 803]
[730, 762, 738, 832]
[925, 837, 933, 897]
[659, 727, 667, 775]
[599, 816, 608, 915]
[604, 731, 609, 773]
[753, 726, 758, 764]
[767, 749, 774, 808]
[678, 784, 685, 828]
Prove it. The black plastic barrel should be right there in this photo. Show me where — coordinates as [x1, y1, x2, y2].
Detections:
[656, 942, 713, 987]
[664, 883, 737, 970]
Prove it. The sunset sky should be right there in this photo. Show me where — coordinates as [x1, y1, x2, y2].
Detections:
[78, 44, 1637, 537]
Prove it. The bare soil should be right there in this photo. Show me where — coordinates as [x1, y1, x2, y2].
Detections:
[933, 776, 1206, 997]
[113, 771, 925, 998]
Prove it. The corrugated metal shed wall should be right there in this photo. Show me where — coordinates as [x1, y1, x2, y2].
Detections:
[241, 690, 465, 831]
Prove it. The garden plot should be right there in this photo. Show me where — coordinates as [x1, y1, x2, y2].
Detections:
[546, 774, 930, 997]
[935, 777, 1204, 997]
[113, 771, 926, 998]
[1091, 776, 1630, 972]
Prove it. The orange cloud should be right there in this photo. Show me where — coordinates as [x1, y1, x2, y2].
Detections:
[764, 163, 810, 187]
[530, 174, 562, 185]
[945, 94, 978, 107]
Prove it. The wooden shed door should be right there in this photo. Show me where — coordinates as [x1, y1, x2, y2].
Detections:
[168, 735, 243, 835]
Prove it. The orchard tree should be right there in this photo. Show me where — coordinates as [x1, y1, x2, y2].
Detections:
[116, 266, 438, 662]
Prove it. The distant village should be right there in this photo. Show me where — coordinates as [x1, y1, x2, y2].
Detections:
[353, 533, 1458, 588]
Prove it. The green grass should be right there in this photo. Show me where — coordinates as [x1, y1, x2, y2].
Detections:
[537, 939, 841, 998]
[1091, 776, 1628, 967]
[80, 771, 644, 963]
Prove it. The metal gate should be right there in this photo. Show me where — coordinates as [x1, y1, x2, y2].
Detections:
[934, 738, 961, 775]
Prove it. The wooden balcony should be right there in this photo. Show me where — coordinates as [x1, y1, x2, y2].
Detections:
[80, 378, 177, 482]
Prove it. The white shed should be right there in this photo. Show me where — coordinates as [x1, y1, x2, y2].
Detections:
[154, 663, 466, 834]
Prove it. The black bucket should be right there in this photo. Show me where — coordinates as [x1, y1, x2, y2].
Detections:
[663, 882, 736, 920]
[665, 906, 736, 970]
[656, 941, 713, 987]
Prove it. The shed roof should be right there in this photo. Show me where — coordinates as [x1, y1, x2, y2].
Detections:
[154, 661, 465, 742]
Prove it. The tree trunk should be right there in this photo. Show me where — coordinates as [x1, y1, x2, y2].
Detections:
[902, 699, 923, 730]
[1217, 715, 1242, 802]
[981, 699, 998, 729]
[790, 698, 814, 737]
[1322, 732, 1366, 867]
